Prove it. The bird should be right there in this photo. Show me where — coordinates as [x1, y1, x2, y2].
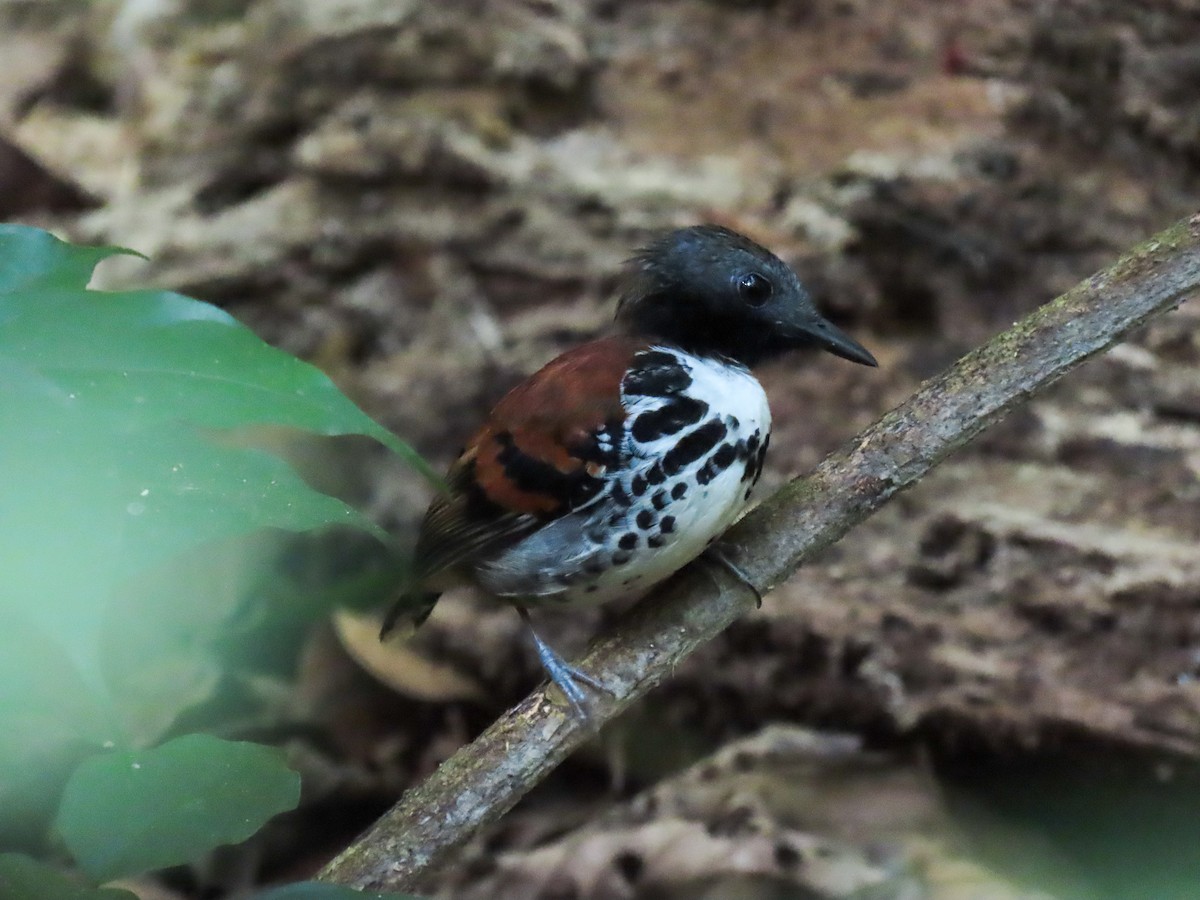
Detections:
[381, 224, 877, 715]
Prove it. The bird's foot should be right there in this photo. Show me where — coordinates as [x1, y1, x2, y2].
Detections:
[702, 547, 763, 608]
[519, 608, 612, 719]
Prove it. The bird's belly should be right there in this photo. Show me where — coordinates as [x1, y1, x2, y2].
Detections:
[499, 432, 769, 606]
[565, 454, 761, 605]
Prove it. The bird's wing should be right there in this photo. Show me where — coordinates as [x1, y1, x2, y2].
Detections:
[410, 335, 647, 584]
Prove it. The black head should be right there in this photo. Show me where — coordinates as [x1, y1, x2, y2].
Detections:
[615, 225, 877, 368]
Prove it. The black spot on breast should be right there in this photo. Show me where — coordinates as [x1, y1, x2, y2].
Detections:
[647, 534, 665, 548]
[696, 461, 718, 485]
[651, 489, 668, 510]
[660, 515, 676, 534]
[610, 480, 631, 507]
[646, 464, 666, 485]
[774, 841, 802, 869]
[585, 559, 606, 575]
[751, 434, 770, 485]
[613, 550, 632, 565]
[742, 431, 770, 484]
[624, 351, 692, 397]
[619, 532, 638, 550]
[614, 851, 644, 885]
[671, 482, 688, 500]
[663, 419, 727, 476]
[636, 509, 655, 530]
[712, 442, 737, 470]
[631, 474, 648, 496]
[631, 396, 708, 442]
[735, 432, 758, 463]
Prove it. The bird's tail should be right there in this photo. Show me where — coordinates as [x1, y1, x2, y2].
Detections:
[379, 590, 441, 641]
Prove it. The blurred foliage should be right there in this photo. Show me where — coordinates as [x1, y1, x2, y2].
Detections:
[0, 226, 424, 897]
[0, 853, 137, 900]
[56, 735, 300, 882]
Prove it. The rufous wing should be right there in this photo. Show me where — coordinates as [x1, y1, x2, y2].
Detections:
[409, 335, 647, 585]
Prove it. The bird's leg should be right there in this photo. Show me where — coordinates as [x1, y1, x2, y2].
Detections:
[517, 607, 611, 718]
[701, 546, 763, 608]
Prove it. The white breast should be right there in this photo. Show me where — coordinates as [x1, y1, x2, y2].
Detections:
[599, 349, 771, 598]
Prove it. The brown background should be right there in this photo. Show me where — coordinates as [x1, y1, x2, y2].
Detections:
[4, 1, 1200, 897]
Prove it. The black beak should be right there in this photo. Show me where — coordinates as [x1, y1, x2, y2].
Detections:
[799, 316, 878, 367]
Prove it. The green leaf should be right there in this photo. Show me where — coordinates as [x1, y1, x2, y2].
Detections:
[0, 225, 139, 294]
[0, 853, 137, 900]
[253, 883, 423, 900]
[0, 613, 119, 840]
[56, 734, 301, 882]
[0, 283, 436, 481]
[0, 227, 431, 827]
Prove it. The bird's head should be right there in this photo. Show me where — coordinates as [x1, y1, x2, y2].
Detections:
[616, 225, 877, 368]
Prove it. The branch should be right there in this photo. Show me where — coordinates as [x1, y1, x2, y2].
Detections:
[319, 214, 1200, 893]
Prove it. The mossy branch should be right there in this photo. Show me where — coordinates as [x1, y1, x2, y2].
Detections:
[319, 214, 1200, 893]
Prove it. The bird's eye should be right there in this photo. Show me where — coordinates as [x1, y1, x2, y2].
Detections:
[735, 272, 773, 306]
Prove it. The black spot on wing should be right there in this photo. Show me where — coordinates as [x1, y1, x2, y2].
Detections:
[631, 396, 708, 442]
[495, 430, 604, 512]
[463, 465, 507, 519]
[663, 419, 727, 476]
[569, 416, 624, 469]
[623, 350, 692, 397]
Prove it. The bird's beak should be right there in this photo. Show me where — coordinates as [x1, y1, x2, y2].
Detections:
[796, 315, 878, 367]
